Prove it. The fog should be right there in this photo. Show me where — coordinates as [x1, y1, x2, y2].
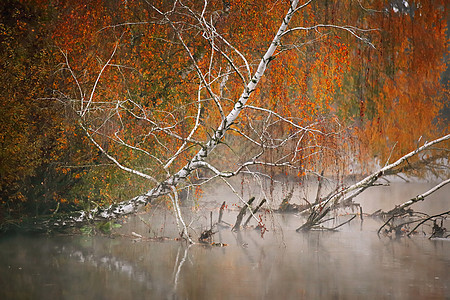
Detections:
[1, 181, 448, 299]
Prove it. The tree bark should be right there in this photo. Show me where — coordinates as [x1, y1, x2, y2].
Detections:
[39, 0, 302, 236]
[232, 197, 255, 232]
[297, 134, 450, 231]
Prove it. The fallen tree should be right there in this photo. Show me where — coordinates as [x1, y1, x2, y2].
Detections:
[371, 179, 449, 238]
[34, 0, 374, 240]
[2, 135, 447, 236]
[296, 134, 449, 231]
[383, 178, 450, 217]
[3, 0, 310, 238]
[3, 1, 448, 241]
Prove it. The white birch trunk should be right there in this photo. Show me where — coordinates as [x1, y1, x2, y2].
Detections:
[39, 0, 302, 232]
[297, 134, 450, 231]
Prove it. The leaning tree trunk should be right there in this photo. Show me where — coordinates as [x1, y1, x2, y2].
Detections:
[5, 1, 303, 236]
[297, 134, 450, 231]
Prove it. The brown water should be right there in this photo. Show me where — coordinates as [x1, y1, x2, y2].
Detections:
[0, 182, 449, 299]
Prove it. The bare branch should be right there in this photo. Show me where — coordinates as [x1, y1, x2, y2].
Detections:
[281, 24, 377, 48]
[298, 134, 450, 231]
[387, 179, 450, 215]
[83, 40, 121, 118]
[80, 122, 158, 183]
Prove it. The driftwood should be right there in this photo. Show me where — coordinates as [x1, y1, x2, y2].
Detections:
[376, 210, 449, 239]
[278, 187, 309, 213]
[297, 134, 449, 232]
[407, 210, 449, 238]
[386, 179, 449, 216]
[430, 218, 448, 239]
[371, 179, 449, 238]
[296, 206, 331, 231]
[243, 199, 266, 227]
[218, 201, 226, 223]
[377, 211, 425, 238]
[198, 228, 215, 242]
[314, 169, 325, 205]
[199, 201, 234, 242]
[199, 211, 216, 243]
[232, 197, 255, 231]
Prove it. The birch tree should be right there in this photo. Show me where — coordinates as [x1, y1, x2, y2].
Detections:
[41, 0, 448, 239]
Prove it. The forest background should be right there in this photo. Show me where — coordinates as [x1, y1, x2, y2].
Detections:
[0, 0, 448, 226]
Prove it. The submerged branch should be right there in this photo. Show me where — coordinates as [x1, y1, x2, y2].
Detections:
[298, 134, 449, 231]
[232, 197, 255, 232]
[243, 199, 266, 228]
[407, 211, 450, 238]
[386, 179, 450, 216]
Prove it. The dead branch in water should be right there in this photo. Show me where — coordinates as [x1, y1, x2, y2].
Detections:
[218, 201, 226, 223]
[386, 179, 450, 216]
[297, 134, 449, 232]
[243, 199, 266, 228]
[373, 179, 449, 238]
[377, 211, 428, 238]
[232, 197, 255, 232]
[407, 210, 449, 238]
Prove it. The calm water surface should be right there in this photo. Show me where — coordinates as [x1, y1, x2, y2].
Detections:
[0, 182, 449, 299]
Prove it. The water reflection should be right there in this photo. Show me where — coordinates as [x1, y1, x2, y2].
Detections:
[1, 222, 449, 299]
[172, 243, 191, 291]
[0, 182, 449, 299]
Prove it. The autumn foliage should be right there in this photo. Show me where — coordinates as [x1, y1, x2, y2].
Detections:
[1, 0, 447, 220]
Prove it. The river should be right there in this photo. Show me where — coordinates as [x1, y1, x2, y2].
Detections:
[0, 181, 448, 299]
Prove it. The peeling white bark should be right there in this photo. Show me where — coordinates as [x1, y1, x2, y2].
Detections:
[387, 178, 450, 214]
[47, 0, 303, 233]
[138, 0, 302, 198]
[298, 134, 450, 230]
[336, 134, 450, 206]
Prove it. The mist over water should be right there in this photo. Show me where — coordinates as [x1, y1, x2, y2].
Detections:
[0, 181, 448, 299]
